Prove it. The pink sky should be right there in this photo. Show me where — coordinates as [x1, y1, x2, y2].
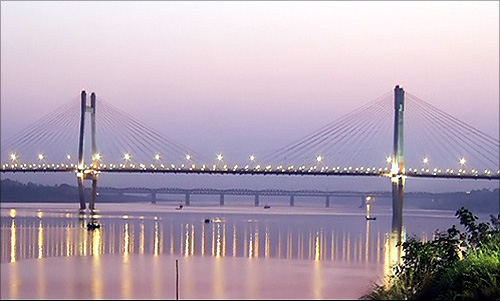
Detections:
[1, 1, 498, 191]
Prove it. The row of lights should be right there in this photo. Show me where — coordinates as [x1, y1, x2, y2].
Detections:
[386, 156, 466, 166]
[3, 161, 499, 176]
[10, 152, 470, 167]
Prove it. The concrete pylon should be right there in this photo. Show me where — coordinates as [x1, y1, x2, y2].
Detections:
[391, 85, 405, 241]
[76, 90, 99, 211]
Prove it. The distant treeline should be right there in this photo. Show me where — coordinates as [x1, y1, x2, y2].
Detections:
[0, 179, 498, 212]
[409, 188, 499, 213]
[0, 179, 143, 203]
[1, 179, 77, 202]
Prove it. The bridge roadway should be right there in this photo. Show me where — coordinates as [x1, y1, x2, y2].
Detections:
[1, 166, 499, 180]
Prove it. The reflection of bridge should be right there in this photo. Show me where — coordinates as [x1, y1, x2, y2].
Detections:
[2, 85, 499, 235]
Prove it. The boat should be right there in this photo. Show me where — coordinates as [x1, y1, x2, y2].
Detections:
[87, 223, 101, 230]
[264, 205, 271, 209]
[365, 216, 377, 221]
[176, 205, 184, 210]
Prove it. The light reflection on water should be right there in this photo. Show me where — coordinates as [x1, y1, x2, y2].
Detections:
[2, 212, 397, 264]
[0, 205, 457, 299]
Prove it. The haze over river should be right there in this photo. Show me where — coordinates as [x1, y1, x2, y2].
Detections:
[0, 200, 474, 299]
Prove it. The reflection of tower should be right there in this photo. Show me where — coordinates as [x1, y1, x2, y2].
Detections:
[10, 219, 16, 263]
[77, 90, 99, 210]
[383, 227, 406, 282]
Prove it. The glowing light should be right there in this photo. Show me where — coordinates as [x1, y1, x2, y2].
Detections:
[386, 157, 392, 163]
[67, 154, 71, 160]
[95, 153, 101, 160]
[124, 153, 131, 161]
[217, 154, 223, 161]
[249, 155, 255, 161]
[459, 158, 466, 165]
[185, 154, 191, 161]
[10, 153, 17, 161]
[423, 157, 429, 164]
[154, 154, 160, 161]
[10, 209, 16, 218]
[316, 155, 322, 162]
[38, 154, 44, 161]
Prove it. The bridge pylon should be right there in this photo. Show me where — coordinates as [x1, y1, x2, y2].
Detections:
[391, 85, 405, 241]
[76, 90, 99, 210]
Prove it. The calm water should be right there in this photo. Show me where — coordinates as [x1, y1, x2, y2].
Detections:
[1, 201, 461, 299]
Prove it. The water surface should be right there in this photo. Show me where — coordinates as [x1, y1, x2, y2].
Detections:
[1, 202, 459, 299]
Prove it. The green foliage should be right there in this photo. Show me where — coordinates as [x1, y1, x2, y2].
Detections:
[362, 207, 500, 300]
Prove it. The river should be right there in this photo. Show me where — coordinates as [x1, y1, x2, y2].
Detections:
[1, 201, 462, 299]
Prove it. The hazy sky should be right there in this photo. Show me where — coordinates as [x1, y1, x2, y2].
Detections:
[1, 1, 498, 192]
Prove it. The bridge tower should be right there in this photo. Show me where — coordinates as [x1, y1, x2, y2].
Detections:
[391, 85, 405, 238]
[77, 90, 99, 210]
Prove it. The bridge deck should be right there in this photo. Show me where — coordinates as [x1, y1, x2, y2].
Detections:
[1, 167, 498, 180]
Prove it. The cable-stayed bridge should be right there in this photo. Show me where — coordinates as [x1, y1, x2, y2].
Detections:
[2, 85, 499, 233]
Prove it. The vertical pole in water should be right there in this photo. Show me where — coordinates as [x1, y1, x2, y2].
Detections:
[290, 195, 294, 206]
[254, 194, 259, 207]
[176, 259, 179, 300]
[89, 92, 98, 211]
[77, 90, 87, 210]
[185, 192, 190, 206]
[391, 85, 405, 241]
[326, 195, 330, 207]
[220, 194, 225, 206]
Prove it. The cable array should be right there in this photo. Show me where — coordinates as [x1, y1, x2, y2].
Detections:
[404, 93, 499, 174]
[262, 91, 393, 168]
[95, 99, 206, 166]
[1, 97, 80, 164]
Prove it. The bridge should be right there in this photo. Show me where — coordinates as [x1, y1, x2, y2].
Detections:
[2, 85, 499, 236]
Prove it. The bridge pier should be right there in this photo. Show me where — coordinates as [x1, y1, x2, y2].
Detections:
[325, 195, 330, 207]
[220, 194, 225, 206]
[290, 195, 294, 206]
[77, 177, 86, 210]
[89, 179, 97, 210]
[185, 192, 190, 206]
[392, 177, 404, 239]
[151, 191, 157, 204]
[254, 194, 259, 207]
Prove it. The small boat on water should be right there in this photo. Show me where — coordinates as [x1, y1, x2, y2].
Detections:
[87, 223, 101, 230]
[264, 205, 271, 209]
[365, 216, 377, 221]
[176, 205, 184, 210]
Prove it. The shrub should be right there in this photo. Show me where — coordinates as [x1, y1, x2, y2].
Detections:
[362, 207, 500, 300]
